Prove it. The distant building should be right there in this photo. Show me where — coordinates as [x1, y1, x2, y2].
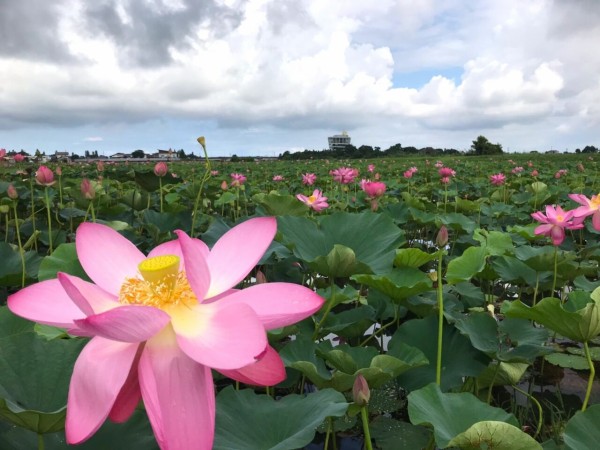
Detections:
[328, 131, 351, 151]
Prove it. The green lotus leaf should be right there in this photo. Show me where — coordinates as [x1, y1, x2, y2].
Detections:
[394, 248, 437, 268]
[38, 242, 90, 281]
[352, 268, 432, 303]
[446, 246, 487, 285]
[563, 404, 600, 450]
[448, 420, 542, 450]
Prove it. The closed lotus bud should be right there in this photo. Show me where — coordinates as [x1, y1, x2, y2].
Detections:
[255, 269, 267, 284]
[154, 162, 168, 177]
[55, 166, 62, 176]
[352, 374, 370, 406]
[197, 136, 206, 150]
[96, 161, 104, 172]
[7, 184, 18, 200]
[35, 165, 55, 186]
[436, 225, 448, 247]
[80, 178, 95, 200]
[220, 180, 228, 191]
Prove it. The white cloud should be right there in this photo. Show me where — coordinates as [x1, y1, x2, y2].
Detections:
[84, 136, 104, 142]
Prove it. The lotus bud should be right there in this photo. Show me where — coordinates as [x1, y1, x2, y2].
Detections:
[255, 269, 267, 284]
[7, 184, 18, 200]
[352, 374, 370, 406]
[197, 136, 206, 150]
[14, 153, 25, 163]
[80, 178, 95, 200]
[35, 166, 55, 186]
[221, 180, 228, 191]
[154, 162, 168, 177]
[97, 161, 104, 172]
[55, 166, 62, 176]
[436, 225, 448, 247]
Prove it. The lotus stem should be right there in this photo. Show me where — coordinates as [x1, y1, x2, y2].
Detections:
[44, 187, 53, 255]
[190, 137, 211, 236]
[12, 202, 26, 288]
[360, 407, 373, 450]
[436, 250, 444, 386]
[551, 246, 558, 299]
[159, 177, 164, 213]
[512, 384, 543, 439]
[582, 340, 595, 411]
[312, 279, 335, 340]
[37, 433, 44, 450]
[486, 360, 501, 404]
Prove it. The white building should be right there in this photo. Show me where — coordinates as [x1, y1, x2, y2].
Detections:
[328, 131, 351, 151]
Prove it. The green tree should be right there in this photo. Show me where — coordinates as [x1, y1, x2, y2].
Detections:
[131, 149, 145, 158]
[471, 135, 503, 155]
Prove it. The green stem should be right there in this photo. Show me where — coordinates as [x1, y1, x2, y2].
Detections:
[190, 140, 211, 236]
[29, 178, 37, 251]
[512, 384, 543, 439]
[582, 341, 596, 412]
[12, 203, 26, 288]
[58, 174, 63, 206]
[90, 200, 96, 223]
[360, 407, 373, 450]
[37, 433, 45, 450]
[533, 272, 539, 306]
[436, 250, 444, 386]
[44, 187, 53, 255]
[487, 361, 501, 404]
[312, 279, 335, 340]
[551, 246, 558, 299]
[324, 417, 332, 450]
[159, 177, 163, 213]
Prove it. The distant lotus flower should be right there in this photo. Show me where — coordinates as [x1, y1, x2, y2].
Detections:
[531, 205, 584, 246]
[330, 167, 357, 184]
[0, 148, 6, 158]
[438, 167, 455, 178]
[154, 162, 168, 177]
[527, 161, 534, 167]
[434, 161, 444, 168]
[97, 161, 104, 172]
[531, 169, 539, 177]
[7, 184, 18, 200]
[362, 181, 386, 199]
[230, 173, 246, 187]
[569, 193, 600, 230]
[35, 166, 55, 186]
[440, 176, 451, 184]
[403, 170, 414, 179]
[220, 180, 228, 191]
[296, 189, 329, 212]
[555, 169, 568, 179]
[511, 166, 524, 175]
[409, 166, 418, 173]
[80, 178, 95, 200]
[8, 218, 323, 449]
[490, 173, 506, 186]
[367, 164, 375, 173]
[56, 166, 62, 176]
[14, 154, 25, 163]
[210, 170, 219, 176]
[272, 175, 284, 182]
[302, 173, 316, 185]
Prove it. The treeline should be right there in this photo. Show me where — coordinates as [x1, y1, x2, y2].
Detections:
[279, 144, 462, 161]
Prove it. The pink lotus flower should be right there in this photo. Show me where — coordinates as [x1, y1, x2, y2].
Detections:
[362, 181, 386, 199]
[569, 193, 600, 230]
[490, 173, 506, 186]
[35, 165, 55, 186]
[531, 169, 539, 177]
[230, 173, 246, 187]
[531, 205, 585, 245]
[7, 183, 18, 200]
[403, 170, 414, 179]
[434, 161, 444, 168]
[154, 162, 168, 177]
[14, 153, 25, 163]
[367, 164, 375, 173]
[511, 166, 524, 175]
[440, 176, 451, 184]
[8, 218, 323, 449]
[97, 161, 105, 172]
[81, 179, 95, 200]
[302, 173, 316, 185]
[330, 167, 358, 184]
[554, 169, 568, 179]
[210, 170, 219, 176]
[0, 148, 5, 158]
[438, 167, 455, 178]
[296, 189, 329, 212]
[56, 166, 62, 176]
[272, 175, 284, 182]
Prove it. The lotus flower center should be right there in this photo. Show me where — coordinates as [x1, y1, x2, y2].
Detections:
[556, 214, 564, 222]
[591, 195, 600, 209]
[307, 195, 317, 203]
[119, 254, 197, 310]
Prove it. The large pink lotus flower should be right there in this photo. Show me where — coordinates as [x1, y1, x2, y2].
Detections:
[330, 167, 358, 184]
[531, 205, 585, 245]
[296, 189, 329, 212]
[302, 173, 316, 186]
[569, 193, 600, 230]
[438, 167, 455, 178]
[14, 153, 25, 163]
[230, 172, 246, 187]
[490, 173, 506, 186]
[8, 218, 323, 449]
[362, 181, 386, 199]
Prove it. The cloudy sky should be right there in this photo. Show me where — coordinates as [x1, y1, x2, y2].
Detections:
[1, 0, 599, 157]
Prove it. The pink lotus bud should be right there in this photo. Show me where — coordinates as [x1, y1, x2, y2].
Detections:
[352, 374, 370, 406]
[531, 170, 539, 177]
[35, 165, 55, 186]
[7, 184, 18, 200]
[221, 180, 228, 191]
[14, 154, 25, 163]
[80, 178, 95, 200]
[255, 269, 267, 284]
[154, 162, 168, 177]
[436, 225, 448, 247]
[55, 166, 62, 176]
[96, 161, 104, 172]
[0, 148, 6, 158]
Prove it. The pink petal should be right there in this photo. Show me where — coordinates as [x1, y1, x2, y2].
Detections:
[174, 230, 211, 302]
[139, 327, 215, 450]
[550, 225, 565, 246]
[218, 345, 286, 386]
[147, 238, 210, 271]
[76, 223, 145, 296]
[531, 211, 548, 223]
[534, 224, 553, 236]
[109, 349, 142, 423]
[568, 193, 589, 207]
[73, 306, 170, 343]
[7, 279, 85, 328]
[572, 205, 594, 218]
[58, 273, 119, 315]
[218, 283, 324, 330]
[66, 337, 139, 444]
[205, 217, 276, 298]
[593, 211, 600, 231]
[170, 301, 267, 370]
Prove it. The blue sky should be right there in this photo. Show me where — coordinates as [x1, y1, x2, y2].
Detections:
[1, 0, 599, 157]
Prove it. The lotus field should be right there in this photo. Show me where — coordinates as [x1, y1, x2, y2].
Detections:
[1, 145, 600, 450]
